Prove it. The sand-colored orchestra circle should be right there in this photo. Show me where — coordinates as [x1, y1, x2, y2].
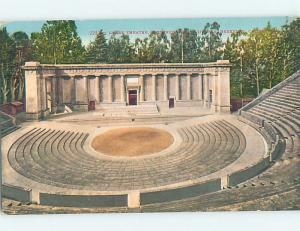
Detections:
[91, 127, 174, 157]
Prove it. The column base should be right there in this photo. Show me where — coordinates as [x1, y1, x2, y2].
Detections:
[41, 109, 50, 119]
[212, 105, 231, 113]
[26, 112, 42, 121]
[51, 106, 57, 114]
[73, 103, 88, 112]
[218, 105, 231, 113]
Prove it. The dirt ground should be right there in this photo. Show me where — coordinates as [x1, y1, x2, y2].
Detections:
[91, 127, 174, 157]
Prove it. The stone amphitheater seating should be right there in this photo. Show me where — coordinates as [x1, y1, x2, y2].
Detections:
[7, 120, 245, 192]
[2, 71, 300, 212]
[140, 71, 300, 211]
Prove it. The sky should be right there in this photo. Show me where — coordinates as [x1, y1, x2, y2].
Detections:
[2, 17, 294, 46]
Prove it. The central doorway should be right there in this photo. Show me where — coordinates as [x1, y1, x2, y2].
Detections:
[128, 90, 138, 105]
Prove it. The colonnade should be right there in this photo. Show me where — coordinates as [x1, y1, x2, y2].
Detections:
[23, 61, 231, 120]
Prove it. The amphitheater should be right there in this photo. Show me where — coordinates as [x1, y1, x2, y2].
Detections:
[1, 61, 300, 214]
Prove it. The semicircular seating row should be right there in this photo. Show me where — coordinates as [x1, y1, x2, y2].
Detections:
[8, 120, 246, 191]
[141, 74, 300, 211]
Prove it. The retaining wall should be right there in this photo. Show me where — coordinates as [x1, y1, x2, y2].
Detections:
[1, 184, 32, 203]
[140, 178, 221, 205]
[228, 157, 270, 186]
[39, 193, 128, 208]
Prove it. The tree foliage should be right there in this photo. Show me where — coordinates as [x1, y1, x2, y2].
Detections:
[169, 29, 199, 63]
[224, 19, 300, 97]
[31, 20, 85, 64]
[1, 18, 300, 105]
[199, 22, 223, 62]
[85, 30, 108, 63]
[108, 34, 135, 63]
[0, 27, 16, 103]
[135, 31, 170, 63]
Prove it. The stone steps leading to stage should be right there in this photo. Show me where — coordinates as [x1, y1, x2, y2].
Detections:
[0, 112, 19, 137]
[95, 104, 160, 117]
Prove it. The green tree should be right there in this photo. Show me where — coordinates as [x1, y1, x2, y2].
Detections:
[260, 24, 282, 88]
[199, 22, 223, 62]
[107, 34, 135, 63]
[0, 27, 16, 104]
[169, 29, 198, 63]
[135, 31, 170, 63]
[11, 31, 31, 100]
[280, 18, 300, 79]
[223, 30, 249, 97]
[241, 29, 266, 96]
[85, 30, 108, 63]
[31, 20, 85, 64]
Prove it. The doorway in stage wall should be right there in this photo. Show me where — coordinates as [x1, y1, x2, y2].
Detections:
[128, 90, 138, 106]
[169, 97, 175, 108]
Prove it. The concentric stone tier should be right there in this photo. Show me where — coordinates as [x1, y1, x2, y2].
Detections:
[7, 120, 245, 192]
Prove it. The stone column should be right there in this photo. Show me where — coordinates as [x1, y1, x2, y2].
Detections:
[187, 74, 191, 100]
[199, 74, 203, 100]
[175, 74, 180, 100]
[94, 76, 100, 103]
[55, 77, 63, 114]
[140, 75, 144, 102]
[152, 74, 156, 101]
[24, 62, 42, 120]
[120, 75, 125, 102]
[217, 67, 231, 112]
[51, 77, 57, 113]
[163, 74, 168, 101]
[108, 75, 113, 102]
[211, 72, 217, 112]
[98, 76, 102, 102]
[86, 76, 90, 103]
[57, 77, 63, 105]
[203, 74, 208, 107]
[71, 77, 76, 105]
[40, 75, 47, 118]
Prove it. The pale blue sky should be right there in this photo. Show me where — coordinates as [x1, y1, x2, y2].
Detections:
[3, 17, 293, 45]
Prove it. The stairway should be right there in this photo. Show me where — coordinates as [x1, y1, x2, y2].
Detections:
[0, 112, 19, 137]
[96, 104, 160, 117]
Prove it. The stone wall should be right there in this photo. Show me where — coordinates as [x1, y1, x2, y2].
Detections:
[140, 178, 221, 205]
[228, 157, 270, 186]
[144, 75, 152, 101]
[2, 184, 32, 203]
[168, 75, 176, 98]
[113, 76, 121, 102]
[62, 77, 73, 104]
[191, 75, 200, 100]
[179, 75, 187, 100]
[156, 75, 164, 101]
[88, 77, 99, 102]
[100, 76, 108, 102]
[39, 192, 128, 208]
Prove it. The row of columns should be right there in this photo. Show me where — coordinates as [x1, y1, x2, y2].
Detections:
[143, 73, 209, 102]
[26, 73, 220, 119]
[54, 73, 212, 105]
[24, 62, 231, 120]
